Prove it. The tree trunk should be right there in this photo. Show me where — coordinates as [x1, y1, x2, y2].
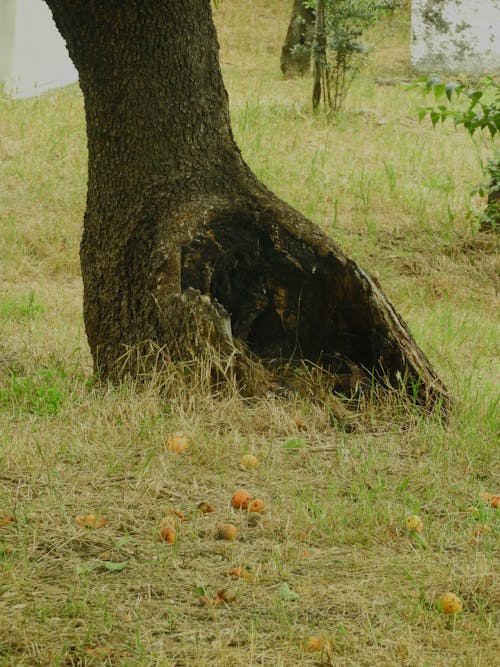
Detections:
[481, 164, 499, 232]
[312, 0, 327, 111]
[44, 0, 449, 410]
[281, 0, 315, 78]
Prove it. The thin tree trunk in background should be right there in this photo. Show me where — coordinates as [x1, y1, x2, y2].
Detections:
[312, 0, 326, 111]
[482, 164, 499, 232]
[44, 0, 449, 410]
[281, 0, 315, 78]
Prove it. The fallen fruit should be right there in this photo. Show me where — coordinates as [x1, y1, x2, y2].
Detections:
[240, 454, 259, 469]
[292, 416, 307, 431]
[217, 523, 238, 540]
[489, 495, 500, 509]
[406, 515, 423, 533]
[159, 523, 176, 543]
[473, 524, 491, 537]
[230, 489, 252, 510]
[197, 501, 214, 514]
[225, 567, 253, 581]
[226, 567, 244, 578]
[166, 432, 189, 453]
[0, 514, 15, 528]
[292, 416, 307, 430]
[437, 592, 463, 614]
[168, 508, 185, 520]
[305, 636, 324, 652]
[249, 498, 265, 513]
[216, 588, 236, 603]
[75, 514, 106, 528]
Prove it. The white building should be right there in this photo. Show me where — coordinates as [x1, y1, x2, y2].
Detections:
[412, 0, 500, 76]
[0, 0, 77, 98]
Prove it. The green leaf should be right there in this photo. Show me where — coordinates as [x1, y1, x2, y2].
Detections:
[76, 563, 95, 575]
[195, 584, 208, 596]
[282, 437, 306, 451]
[468, 90, 484, 102]
[279, 582, 299, 601]
[433, 83, 445, 100]
[425, 76, 441, 93]
[417, 108, 428, 122]
[430, 111, 441, 127]
[102, 560, 129, 572]
[445, 81, 462, 101]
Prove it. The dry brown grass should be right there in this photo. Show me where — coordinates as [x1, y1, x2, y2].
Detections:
[0, 1, 499, 665]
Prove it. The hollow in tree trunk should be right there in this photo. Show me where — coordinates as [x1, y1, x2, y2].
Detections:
[44, 0, 448, 410]
[281, 0, 315, 78]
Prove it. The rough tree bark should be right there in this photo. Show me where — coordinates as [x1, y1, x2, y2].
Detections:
[312, 0, 327, 111]
[44, 0, 448, 409]
[482, 167, 499, 232]
[281, 0, 315, 78]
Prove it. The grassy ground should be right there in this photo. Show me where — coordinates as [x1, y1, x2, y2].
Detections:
[0, 1, 498, 665]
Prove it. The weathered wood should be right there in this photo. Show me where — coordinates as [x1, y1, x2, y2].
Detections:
[44, 0, 449, 410]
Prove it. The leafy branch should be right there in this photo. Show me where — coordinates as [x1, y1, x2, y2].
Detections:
[408, 75, 500, 138]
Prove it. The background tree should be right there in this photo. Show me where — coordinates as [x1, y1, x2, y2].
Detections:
[281, 0, 315, 78]
[43, 0, 447, 408]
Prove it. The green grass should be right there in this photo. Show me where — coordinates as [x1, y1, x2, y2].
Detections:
[0, 1, 499, 665]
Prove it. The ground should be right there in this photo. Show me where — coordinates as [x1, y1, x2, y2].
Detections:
[0, 1, 498, 665]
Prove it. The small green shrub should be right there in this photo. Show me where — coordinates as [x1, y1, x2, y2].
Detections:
[307, 0, 399, 119]
[408, 75, 499, 231]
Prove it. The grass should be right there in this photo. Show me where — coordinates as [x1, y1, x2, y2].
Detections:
[0, 0, 499, 664]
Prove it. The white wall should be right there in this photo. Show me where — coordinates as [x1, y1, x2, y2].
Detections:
[0, 0, 77, 98]
[412, 0, 500, 76]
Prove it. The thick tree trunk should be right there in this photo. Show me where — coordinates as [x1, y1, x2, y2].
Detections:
[281, 0, 315, 78]
[45, 0, 449, 409]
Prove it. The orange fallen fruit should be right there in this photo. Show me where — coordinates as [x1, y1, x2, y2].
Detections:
[0, 514, 15, 528]
[197, 501, 214, 514]
[249, 498, 265, 513]
[305, 636, 324, 652]
[225, 567, 253, 581]
[159, 524, 176, 543]
[292, 416, 307, 430]
[75, 514, 106, 529]
[166, 432, 189, 453]
[489, 495, 500, 509]
[437, 592, 463, 614]
[217, 523, 238, 540]
[230, 489, 252, 510]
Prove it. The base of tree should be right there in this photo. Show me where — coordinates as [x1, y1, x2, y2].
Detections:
[112, 186, 450, 413]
